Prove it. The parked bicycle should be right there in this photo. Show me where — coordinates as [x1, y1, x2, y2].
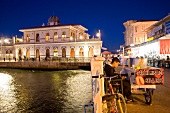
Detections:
[102, 75, 127, 113]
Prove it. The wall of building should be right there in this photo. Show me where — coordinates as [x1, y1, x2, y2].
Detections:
[123, 20, 157, 46]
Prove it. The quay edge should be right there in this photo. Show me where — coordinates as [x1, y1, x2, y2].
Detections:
[0, 62, 91, 71]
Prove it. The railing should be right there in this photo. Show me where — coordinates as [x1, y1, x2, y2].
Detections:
[15, 38, 101, 44]
[147, 59, 170, 68]
[1, 57, 91, 63]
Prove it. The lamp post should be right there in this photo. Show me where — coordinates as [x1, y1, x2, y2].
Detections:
[120, 45, 125, 65]
[96, 30, 101, 56]
[0, 38, 9, 61]
[96, 29, 101, 39]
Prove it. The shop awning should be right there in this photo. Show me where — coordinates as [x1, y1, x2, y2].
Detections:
[160, 39, 170, 54]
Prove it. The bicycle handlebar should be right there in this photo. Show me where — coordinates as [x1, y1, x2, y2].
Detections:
[92, 75, 120, 80]
[101, 75, 119, 79]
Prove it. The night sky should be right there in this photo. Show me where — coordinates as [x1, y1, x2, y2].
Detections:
[0, 0, 170, 51]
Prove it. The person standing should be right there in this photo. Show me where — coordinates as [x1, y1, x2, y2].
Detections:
[104, 57, 134, 102]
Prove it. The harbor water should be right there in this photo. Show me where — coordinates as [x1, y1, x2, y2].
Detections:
[0, 68, 92, 113]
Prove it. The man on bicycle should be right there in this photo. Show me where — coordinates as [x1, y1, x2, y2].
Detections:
[104, 57, 134, 102]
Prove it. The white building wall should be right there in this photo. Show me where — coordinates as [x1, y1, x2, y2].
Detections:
[123, 20, 158, 46]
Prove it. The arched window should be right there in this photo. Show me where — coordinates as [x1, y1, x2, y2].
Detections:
[6, 50, 10, 59]
[88, 47, 93, 57]
[53, 48, 58, 57]
[46, 49, 50, 58]
[36, 33, 40, 42]
[79, 33, 83, 39]
[26, 34, 30, 42]
[70, 48, 75, 57]
[73, 33, 75, 40]
[62, 48, 66, 57]
[46, 33, 50, 41]
[54, 32, 58, 41]
[62, 32, 66, 41]
[36, 49, 40, 58]
[26, 49, 30, 58]
[10, 50, 12, 54]
[79, 48, 84, 57]
[18, 48, 22, 59]
[6, 50, 9, 54]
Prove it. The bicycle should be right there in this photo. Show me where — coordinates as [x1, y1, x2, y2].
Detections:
[101, 75, 127, 113]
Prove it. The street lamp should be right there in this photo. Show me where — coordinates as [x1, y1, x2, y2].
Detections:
[0, 38, 9, 61]
[0, 40, 2, 60]
[120, 45, 125, 65]
[96, 30, 101, 39]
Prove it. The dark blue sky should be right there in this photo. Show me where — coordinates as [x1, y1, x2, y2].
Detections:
[0, 0, 170, 51]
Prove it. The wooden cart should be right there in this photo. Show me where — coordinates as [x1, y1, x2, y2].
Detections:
[122, 67, 164, 105]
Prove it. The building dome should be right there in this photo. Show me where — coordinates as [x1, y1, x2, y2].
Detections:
[48, 16, 60, 25]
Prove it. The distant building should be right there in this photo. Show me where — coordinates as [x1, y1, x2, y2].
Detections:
[123, 19, 158, 57]
[0, 16, 102, 61]
[123, 20, 157, 46]
[139, 14, 170, 59]
[124, 14, 170, 59]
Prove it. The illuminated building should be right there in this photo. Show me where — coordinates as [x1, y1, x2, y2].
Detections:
[124, 14, 170, 59]
[123, 20, 157, 57]
[141, 14, 170, 59]
[0, 16, 102, 61]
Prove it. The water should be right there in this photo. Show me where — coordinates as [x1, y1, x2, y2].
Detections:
[0, 69, 92, 113]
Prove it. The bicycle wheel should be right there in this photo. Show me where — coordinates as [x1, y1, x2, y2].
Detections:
[144, 89, 153, 105]
[102, 94, 117, 113]
[116, 93, 127, 113]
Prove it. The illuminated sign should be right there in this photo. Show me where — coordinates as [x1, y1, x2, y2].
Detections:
[147, 37, 154, 41]
[135, 68, 164, 85]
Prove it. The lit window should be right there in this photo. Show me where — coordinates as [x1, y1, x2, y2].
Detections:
[70, 32, 73, 40]
[79, 33, 83, 39]
[46, 33, 50, 41]
[26, 34, 30, 42]
[54, 32, 58, 41]
[62, 32, 66, 40]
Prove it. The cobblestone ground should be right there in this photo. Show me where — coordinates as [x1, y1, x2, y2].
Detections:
[127, 68, 170, 113]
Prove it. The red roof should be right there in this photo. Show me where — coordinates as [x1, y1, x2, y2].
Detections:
[101, 51, 111, 55]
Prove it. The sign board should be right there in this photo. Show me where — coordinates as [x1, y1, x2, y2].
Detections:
[135, 68, 164, 85]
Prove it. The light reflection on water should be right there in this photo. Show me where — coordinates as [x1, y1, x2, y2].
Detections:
[0, 69, 92, 113]
[0, 73, 17, 112]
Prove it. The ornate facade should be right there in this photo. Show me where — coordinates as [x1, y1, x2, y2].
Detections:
[1, 16, 102, 61]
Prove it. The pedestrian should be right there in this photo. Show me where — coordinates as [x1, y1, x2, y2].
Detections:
[166, 56, 170, 68]
[104, 57, 135, 102]
[167, 56, 169, 60]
